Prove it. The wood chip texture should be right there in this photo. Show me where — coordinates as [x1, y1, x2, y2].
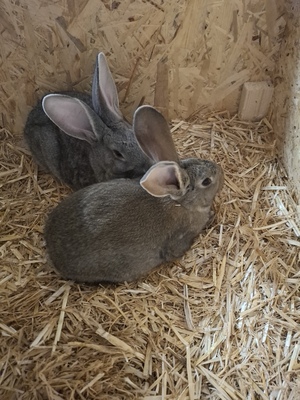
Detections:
[1, 112, 300, 399]
[0, 0, 286, 133]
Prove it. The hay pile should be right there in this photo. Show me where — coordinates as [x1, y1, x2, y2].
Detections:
[1, 112, 300, 400]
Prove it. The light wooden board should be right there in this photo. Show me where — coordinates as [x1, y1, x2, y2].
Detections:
[0, 0, 286, 134]
[271, 4, 300, 202]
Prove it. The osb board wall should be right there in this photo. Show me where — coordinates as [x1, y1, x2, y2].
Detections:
[0, 0, 286, 135]
[271, 1, 300, 204]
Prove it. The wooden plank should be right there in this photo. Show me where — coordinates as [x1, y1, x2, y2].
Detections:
[238, 81, 274, 121]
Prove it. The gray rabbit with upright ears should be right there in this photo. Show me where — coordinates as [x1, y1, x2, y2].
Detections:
[45, 106, 224, 284]
[24, 52, 151, 190]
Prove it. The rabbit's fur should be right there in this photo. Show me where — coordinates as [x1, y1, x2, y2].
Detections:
[24, 53, 151, 190]
[45, 106, 224, 284]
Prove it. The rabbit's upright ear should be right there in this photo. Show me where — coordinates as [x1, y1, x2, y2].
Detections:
[133, 106, 179, 163]
[140, 161, 189, 199]
[42, 94, 101, 144]
[92, 52, 123, 124]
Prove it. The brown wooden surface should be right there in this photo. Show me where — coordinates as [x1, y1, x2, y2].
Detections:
[0, 0, 286, 134]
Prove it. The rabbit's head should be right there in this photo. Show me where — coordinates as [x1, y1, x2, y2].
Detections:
[41, 53, 152, 181]
[133, 106, 224, 210]
[141, 159, 224, 210]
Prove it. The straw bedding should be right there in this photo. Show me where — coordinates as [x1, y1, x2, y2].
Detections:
[1, 112, 300, 399]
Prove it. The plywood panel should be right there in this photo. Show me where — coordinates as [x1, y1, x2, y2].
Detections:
[271, 3, 300, 203]
[0, 0, 286, 134]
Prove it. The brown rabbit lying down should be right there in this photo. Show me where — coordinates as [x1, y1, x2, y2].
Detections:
[24, 52, 151, 190]
[45, 106, 224, 284]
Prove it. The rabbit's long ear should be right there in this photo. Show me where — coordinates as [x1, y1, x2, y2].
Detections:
[92, 52, 123, 124]
[133, 106, 179, 163]
[42, 94, 101, 144]
[140, 161, 189, 199]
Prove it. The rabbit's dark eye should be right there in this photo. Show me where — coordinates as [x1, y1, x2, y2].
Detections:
[112, 149, 125, 161]
[202, 177, 212, 187]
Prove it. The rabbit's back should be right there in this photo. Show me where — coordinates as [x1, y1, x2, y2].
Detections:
[45, 179, 205, 283]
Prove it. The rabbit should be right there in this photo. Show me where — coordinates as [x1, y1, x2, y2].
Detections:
[44, 106, 224, 284]
[24, 52, 152, 190]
